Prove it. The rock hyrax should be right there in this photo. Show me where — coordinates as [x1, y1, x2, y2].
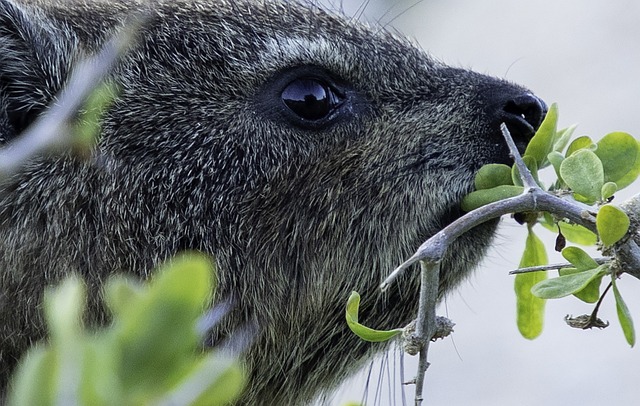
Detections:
[0, 0, 546, 403]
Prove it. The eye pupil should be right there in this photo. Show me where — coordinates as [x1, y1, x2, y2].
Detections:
[282, 78, 338, 121]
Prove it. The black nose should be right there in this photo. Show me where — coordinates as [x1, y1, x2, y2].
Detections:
[500, 93, 548, 149]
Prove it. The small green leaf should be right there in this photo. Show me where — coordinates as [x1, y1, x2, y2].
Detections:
[597, 205, 630, 246]
[558, 222, 598, 246]
[560, 247, 603, 303]
[474, 164, 513, 190]
[547, 151, 565, 183]
[532, 266, 608, 299]
[539, 214, 597, 245]
[561, 246, 599, 270]
[524, 102, 558, 168]
[560, 149, 604, 203]
[612, 277, 635, 347]
[601, 182, 617, 201]
[515, 228, 548, 339]
[511, 156, 539, 187]
[595, 132, 640, 184]
[553, 124, 577, 152]
[346, 292, 402, 342]
[461, 185, 524, 212]
[566, 136, 596, 157]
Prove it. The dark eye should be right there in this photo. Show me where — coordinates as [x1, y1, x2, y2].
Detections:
[281, 78, 342, 121]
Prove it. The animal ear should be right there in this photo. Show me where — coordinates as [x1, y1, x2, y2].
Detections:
[0, 0, 74, 142]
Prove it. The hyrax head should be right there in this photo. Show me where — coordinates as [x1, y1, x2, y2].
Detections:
[0, 0, 546, 403]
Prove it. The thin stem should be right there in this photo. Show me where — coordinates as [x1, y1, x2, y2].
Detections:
[412, 260, 439, 406]
[509, 258, 611, 274]
[500, 123, 538, 189]
[590, 281, 613, 322]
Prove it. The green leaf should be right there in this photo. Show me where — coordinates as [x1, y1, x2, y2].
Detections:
[474, 164, 513, 190]
[553, 124, 577, 152]
[524, 102, 558, 168]
[346, 292, 402, 342]
[612, 277, 635, 347]
[597, 205, 630, 246]
[515, 228, 548, 339]
[73, 82, 118, 150]
[594, 132, 640, 184]
[461, 185, 524, 212]
[566, 136, 596, 157]
[601, 182, 617, 201]
[115, 253, 214, 395]
[7, 347, 56, 406]
[559, 149, 604, 203]
[547, 151, 565, 183]
[511, 156, 539, 187]
[608, 139, 640, 190]
[104, 277, 143, 317]
[560, 247, 602, 303]
[532, 266, 607, 299]
[540, 214, 597, 245]
[561, 246, 599, 270]
[558, 222, 598, 246]
[158, 353, 245, 406]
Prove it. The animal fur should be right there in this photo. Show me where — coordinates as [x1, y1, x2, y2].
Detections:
[0, 0, 546, 403]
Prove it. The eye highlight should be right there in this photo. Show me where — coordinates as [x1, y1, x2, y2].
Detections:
[281, 78, 342, 121]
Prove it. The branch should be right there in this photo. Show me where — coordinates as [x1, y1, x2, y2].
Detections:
[380, 189, 597, 291]
[509, 258, 611, 274]
[0, 14, 146, 177]
[412, 260, 439, 406]
[383, 124, 640, 404]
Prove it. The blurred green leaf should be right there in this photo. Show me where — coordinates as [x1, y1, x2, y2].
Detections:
[532, 265, 607, 299]
[515, 228, 548, 339]
[594, 132, 639, 185]
[73, 82, 118, 151]
[115, 253, 214, 396]
[7, 347, 56, 406]
[8, 253, 241, 406]
[612, 277, 635, 347]
[158, 353, 245, 406]
[474, 164, 513, 190]
[596, 205, 630, 246]
[346, 292, 402, 342]
[461, 185, 524, 212]
[524, 102, 558, 168]
[560, 149, 604, 203]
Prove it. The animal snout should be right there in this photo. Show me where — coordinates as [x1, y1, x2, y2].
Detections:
[500, 92, 548, 150]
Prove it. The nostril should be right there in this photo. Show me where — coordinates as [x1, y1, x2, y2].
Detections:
[502, 93, 548, 142]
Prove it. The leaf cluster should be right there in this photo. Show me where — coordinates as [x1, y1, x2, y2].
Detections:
[464, 104, 639, 345]
[8, 254, 244, 406]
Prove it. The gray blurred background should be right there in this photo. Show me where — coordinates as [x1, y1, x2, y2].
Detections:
[321, 1, 640, 405]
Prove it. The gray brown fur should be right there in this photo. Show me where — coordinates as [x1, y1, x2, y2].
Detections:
[0, 0, 544, 404]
